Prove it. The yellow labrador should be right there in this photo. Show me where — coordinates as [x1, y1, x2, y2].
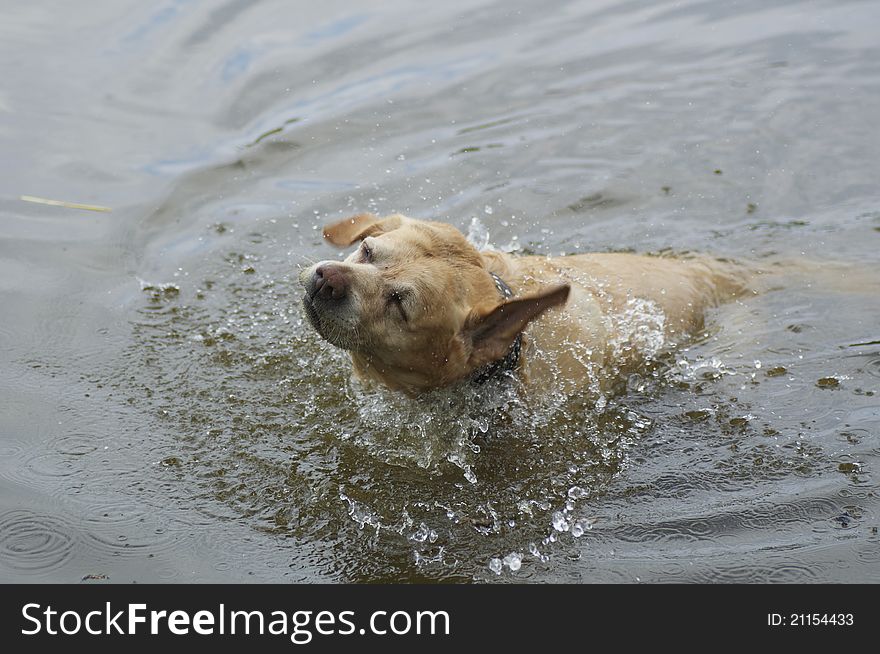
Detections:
[300, 213, 747, 395]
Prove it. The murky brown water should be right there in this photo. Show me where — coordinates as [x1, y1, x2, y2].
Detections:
[1, 0, 879, 583]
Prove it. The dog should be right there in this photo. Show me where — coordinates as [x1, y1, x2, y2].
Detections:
[300, 213, 747, 395]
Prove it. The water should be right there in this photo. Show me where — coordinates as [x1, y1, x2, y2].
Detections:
[1, 0, 879, 583]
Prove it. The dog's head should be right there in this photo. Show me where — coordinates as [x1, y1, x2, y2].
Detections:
[300, 213, 569, 391]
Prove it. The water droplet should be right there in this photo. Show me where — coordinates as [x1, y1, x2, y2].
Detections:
[410, 523, 429, 542]
[567, 485, 587, 500]
[503, 552, 522, 571]
[552, 511, 570, 532]
[488, 558, 503, 575]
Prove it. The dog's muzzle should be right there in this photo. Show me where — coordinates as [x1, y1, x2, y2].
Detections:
[301, 262, 358, 349]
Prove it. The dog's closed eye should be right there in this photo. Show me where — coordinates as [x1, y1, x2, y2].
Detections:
[386, 289, 409, 321]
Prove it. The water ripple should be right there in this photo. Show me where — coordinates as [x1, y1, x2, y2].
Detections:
[0, 510, 77, 573]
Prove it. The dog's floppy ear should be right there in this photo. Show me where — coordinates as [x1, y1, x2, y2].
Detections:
[465, 284, 570, 368]
[322, 213, 405, 247]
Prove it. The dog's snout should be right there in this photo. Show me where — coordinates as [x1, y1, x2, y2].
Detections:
[310, 264, 348, 300]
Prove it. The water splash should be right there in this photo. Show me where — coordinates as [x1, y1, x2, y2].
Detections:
[607, 297, 667, 363]
[345, 377, 523, 481]
[466, 216, 522, 254]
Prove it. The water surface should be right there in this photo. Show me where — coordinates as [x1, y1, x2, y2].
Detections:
[1, 0, 879, 582]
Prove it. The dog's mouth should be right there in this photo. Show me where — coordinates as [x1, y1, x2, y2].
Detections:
[302, 294, 358, 350]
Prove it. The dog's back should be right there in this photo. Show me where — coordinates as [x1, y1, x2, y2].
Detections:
[482, 251, 750, 391]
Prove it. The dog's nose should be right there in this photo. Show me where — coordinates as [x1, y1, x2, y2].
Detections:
[310, 264, 348, 300]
